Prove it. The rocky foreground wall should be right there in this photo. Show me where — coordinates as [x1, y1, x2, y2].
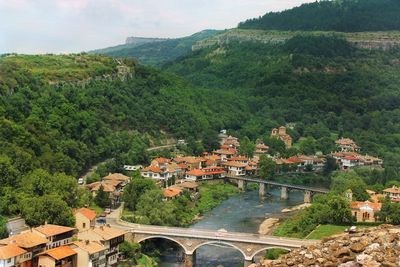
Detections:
[260, 225, 400, 267]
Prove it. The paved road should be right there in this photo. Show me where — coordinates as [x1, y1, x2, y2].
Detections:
[226, 175, 329, 194]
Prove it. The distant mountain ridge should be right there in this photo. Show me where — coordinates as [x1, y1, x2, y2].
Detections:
[239, 0, 400, 32]
[90, 30, 222, 67]
[125, 37, 168, 45]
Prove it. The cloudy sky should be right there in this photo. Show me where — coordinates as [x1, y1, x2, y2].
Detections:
[0, 0, 313, 54]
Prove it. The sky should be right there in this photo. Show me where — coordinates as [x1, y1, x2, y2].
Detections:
[0, 0, 314, 54]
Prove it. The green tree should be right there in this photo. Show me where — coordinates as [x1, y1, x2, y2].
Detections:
[263, 137, 286, 156]
[323, 156, 338, 175]
[119, 241, 142, 262]
[239, 136, 255, 157]
[94, 185, 111, 208]
[258, 155, 276, 180]
[21, 195, 75, 227]
[299, 137, 317, 155]
[0, 215, 7, 238]
[135, 189, 178, 226]
[123, 175, 157, 210]
[331, 171, 370, 201]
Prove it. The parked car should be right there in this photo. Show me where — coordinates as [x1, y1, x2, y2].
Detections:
[78, 178, 84, 185]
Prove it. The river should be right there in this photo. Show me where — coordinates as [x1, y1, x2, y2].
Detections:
[159, 187, 304, 267]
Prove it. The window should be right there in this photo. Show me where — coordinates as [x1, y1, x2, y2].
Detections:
[83, 223, 86, 228]
[7, 258, 11, 263]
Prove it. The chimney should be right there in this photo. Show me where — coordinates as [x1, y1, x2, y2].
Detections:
[85, 240, 90, 245]
[106, 224, 111, 228]
[100, 226, 104, 230]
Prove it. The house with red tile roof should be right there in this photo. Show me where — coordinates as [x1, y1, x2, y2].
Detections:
[255, 143, 269, 155]
[0, 244, 31, 267]
[185, 167, 226, 181]
[73, 208, 97, 233]
[163, 187, 183, 200]
[70, 240, 107, 267]
[351, 201, 382, 223]
[383, 186, 400, 201]
[222, 161, 247, 176]
[0, 231, 48, 266]
[38, 245, 77, 267]
[212, 148, 237, 162]
[33, 224, 76, 250]
[77, 225, 126, 267]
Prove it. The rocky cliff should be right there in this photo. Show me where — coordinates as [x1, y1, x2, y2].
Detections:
[260, 225, 400, 267]
[125, 36, 169, 45]
[192, 29, 400, 51]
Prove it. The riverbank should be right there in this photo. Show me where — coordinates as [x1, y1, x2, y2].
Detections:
[258, 203, 312, 235]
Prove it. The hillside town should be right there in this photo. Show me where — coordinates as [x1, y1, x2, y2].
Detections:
[0, 211, 126, 267]
[0, 127, 390, 267]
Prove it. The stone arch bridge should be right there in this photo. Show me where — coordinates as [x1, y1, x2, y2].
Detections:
[122, 223, 317, 267]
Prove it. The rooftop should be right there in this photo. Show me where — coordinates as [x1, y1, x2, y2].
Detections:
[103, 173, 130, 182]
[39, 245, 77, 260]
[34, 224, 75, 237]
[384, 186, 400, 194]
[87, 225, 126, 241]
[163, 187, 182, 198]
[0, 232, 48, 248]
[0, 244, 27, 260]
[72, 241, 106, 254]
[351, 201, 382, 211]
[74, 208, 97, 221]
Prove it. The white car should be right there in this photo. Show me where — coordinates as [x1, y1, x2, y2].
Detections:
[78, 178, 84, 184]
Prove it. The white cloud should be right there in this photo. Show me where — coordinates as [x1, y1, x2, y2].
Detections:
[0, 0, 314, 54]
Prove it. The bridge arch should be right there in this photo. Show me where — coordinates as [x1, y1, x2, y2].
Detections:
[250, 246, 291, 259]
[136, 235, 188, 254]
[189, 241, 247, 259]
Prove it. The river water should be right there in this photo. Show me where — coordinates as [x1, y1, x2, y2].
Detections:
[159, 187, 303, 267]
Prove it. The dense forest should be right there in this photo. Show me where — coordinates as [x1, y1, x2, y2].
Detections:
[239, 0, 400, 32]
[165, 35, 400, 180]
[91, 30, 221, 66]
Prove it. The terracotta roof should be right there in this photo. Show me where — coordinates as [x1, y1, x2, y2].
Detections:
[86, 181, 116, 192]
[366, 189, 376, 195]
[178, 163, 189, 169]
[90, 226, 126, 241]
[40, 245, 77, 260]
[384, 186, 400, 194]
[212, 148, 237, 155]
[222, 161, 247, 168]
[176, 181, 198, 189]
[72, 241, 106, 254]
[142, 165, 162, 173]
[163, 187, 182, 198]
[152, 157, 171, 164]
[186, 169, 206, 176]
[103, 173, 130, 182]
[344, 156, 359, 161]
[0, 232, 48, 248]
[336, 138, 357, 145]
[351, 201, 382, 211]
[34, 224, 75, 237]
[286, 156, 304, 164]
[75, 208, 96, 221]
[0, 244, 27, 259]
[228, 156, 248, 161]
[205, 155, 221, 161]
[256, 144, 269, 149]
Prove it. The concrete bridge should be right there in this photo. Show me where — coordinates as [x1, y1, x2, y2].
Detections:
[225, 175, 329, 203]
[118, 222, 317, 267]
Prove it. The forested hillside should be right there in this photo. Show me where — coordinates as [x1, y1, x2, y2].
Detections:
[165, 35, 400, 177]
[0, 54, 249, 177]
[239, 0, 400, 32]
[91, 30, 221, 66]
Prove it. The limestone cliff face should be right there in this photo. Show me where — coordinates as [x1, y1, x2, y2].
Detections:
[125, 37, 168, 45]
[260, 225, 400, 267]
[192, 29, 400, 51]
